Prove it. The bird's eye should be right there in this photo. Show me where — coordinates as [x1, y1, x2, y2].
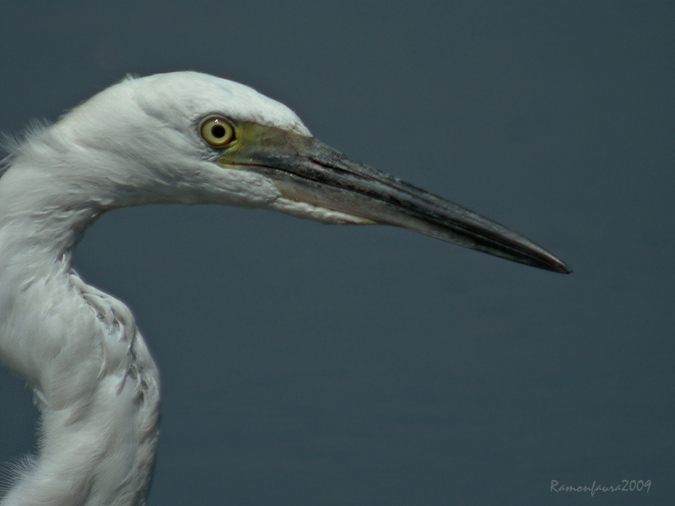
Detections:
[200, 116, 235, 147]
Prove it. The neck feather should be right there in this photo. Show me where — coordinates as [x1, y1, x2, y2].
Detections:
[0, 157, 161, 505]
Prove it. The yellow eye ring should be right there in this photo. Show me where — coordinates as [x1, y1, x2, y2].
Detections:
[200, 116, 235, 147]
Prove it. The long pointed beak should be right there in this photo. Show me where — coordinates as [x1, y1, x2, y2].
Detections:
[236, 134, 571, 274]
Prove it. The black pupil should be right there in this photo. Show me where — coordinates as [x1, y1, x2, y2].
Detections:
[211, 124, 226, 139]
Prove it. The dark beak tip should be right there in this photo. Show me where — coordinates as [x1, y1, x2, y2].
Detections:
[541, 256, 572, 274]
[554, 263, 573, 274]
[558, 262, 573, 274]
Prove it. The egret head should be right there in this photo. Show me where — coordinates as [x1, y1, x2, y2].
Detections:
[11, 71, 570, 273]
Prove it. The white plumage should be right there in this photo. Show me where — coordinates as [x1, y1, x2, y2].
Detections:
[0, 72, 569, 505]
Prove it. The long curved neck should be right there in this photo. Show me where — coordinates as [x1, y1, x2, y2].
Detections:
[0, 158, 161, 505]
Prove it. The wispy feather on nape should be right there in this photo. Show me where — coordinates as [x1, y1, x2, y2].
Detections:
[0, 453, 37, 501]
[0, 119, 50, 177]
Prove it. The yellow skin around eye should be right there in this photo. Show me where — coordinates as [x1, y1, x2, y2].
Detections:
[200, 116, 235, 147]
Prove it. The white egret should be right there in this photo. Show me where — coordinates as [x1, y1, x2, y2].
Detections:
[0, 71, 570, 505]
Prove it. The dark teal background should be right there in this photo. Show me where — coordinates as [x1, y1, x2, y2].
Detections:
[1, 2, 673, 504]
